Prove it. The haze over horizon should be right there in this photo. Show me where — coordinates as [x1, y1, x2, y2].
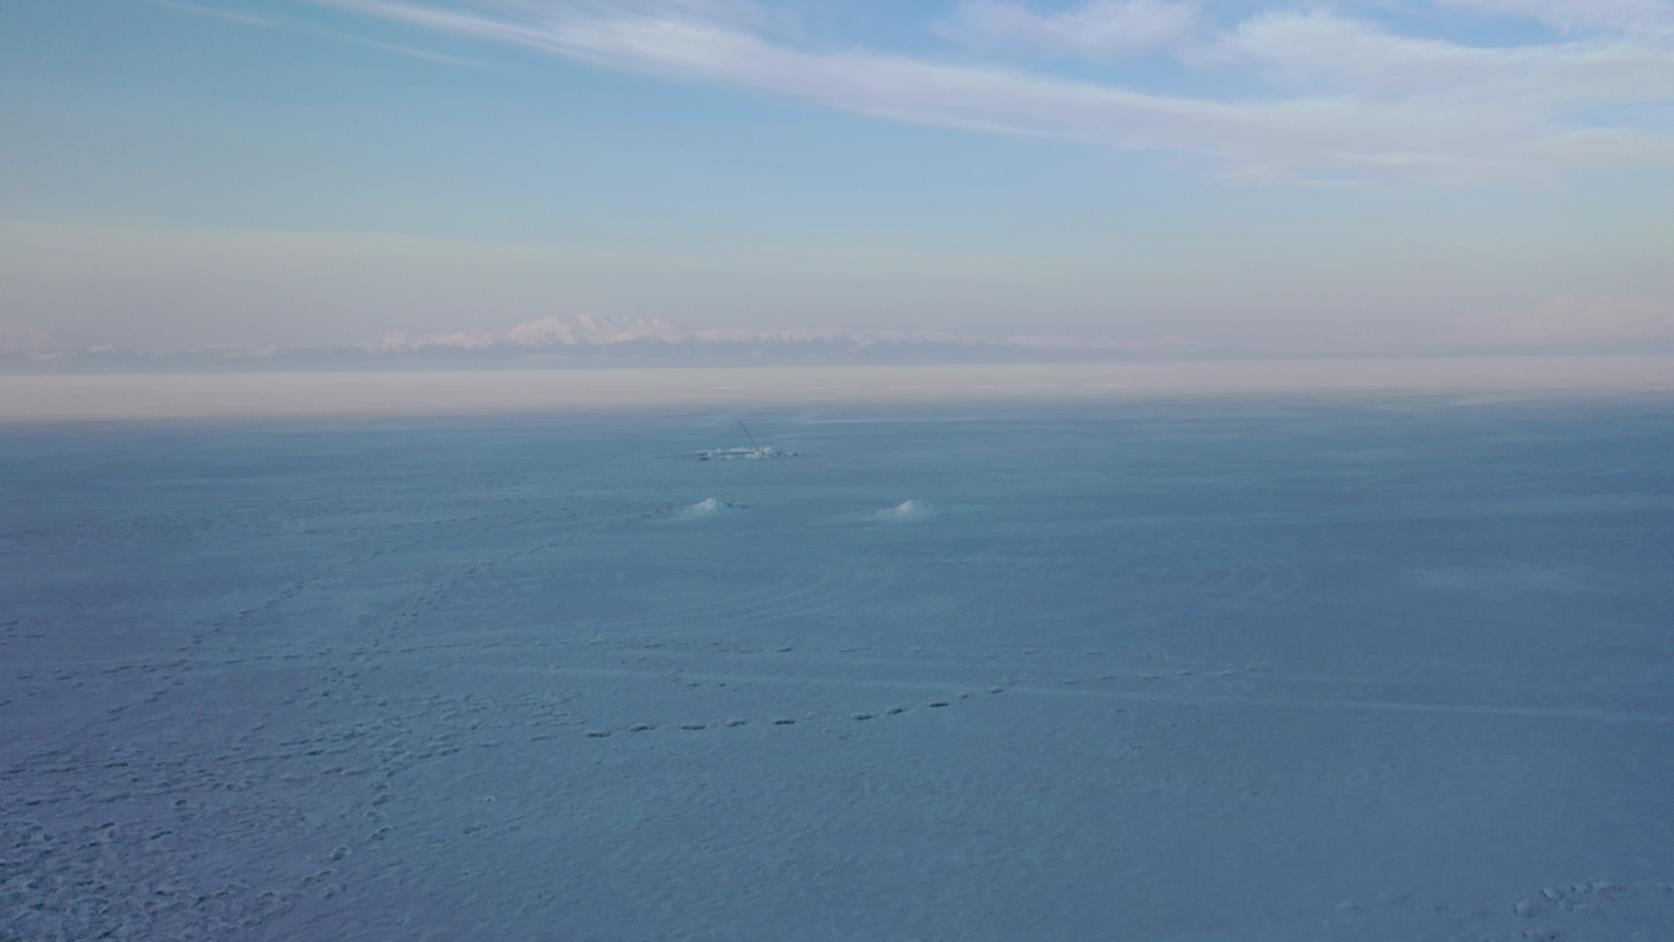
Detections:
[3, 0, 1673, 364]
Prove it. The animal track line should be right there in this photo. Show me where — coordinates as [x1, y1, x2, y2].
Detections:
[564, 691, 981, 741]
[456, 663, 1674, 728]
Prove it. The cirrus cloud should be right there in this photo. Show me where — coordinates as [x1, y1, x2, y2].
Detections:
[175, 0, 1674, 183]
[939, 0, 1200, 58]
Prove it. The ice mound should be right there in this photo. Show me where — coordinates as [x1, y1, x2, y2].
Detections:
[681, 497, 723, 517]
[875, 499, 934, 522]
[672, 497, 734, 521]
[695, 446, 791, 461]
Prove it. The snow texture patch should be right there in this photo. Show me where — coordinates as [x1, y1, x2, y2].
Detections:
[1409, 563, 1609, 593]
[3, 401, 1673, 941]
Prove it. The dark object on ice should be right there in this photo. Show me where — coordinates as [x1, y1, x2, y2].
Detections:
[694, 420, 797, 460]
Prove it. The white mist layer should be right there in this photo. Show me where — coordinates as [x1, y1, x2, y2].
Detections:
[7, 357, 1674, 421]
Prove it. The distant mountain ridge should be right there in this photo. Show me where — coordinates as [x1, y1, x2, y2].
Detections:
[2, 315, 1197, 370]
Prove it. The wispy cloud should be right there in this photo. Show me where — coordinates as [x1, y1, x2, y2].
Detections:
[151, 0, 504, 72]
[339, 34, 506, 69]
[940, 0, 1200, 59]
[151, 0, 284, 29]
[293, 0, 1674, 184]
[1429, 0, 1674, 36]
[1213, 10, 1674, 108]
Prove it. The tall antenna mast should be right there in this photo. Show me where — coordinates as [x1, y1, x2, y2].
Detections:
[738, 420, 759, 450]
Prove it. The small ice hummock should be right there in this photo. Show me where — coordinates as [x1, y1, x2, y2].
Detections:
[875, 499, 934, 521]
[673, 497, 735, 520]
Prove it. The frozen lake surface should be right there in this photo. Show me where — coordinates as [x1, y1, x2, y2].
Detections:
[4, 396, 1674, 940]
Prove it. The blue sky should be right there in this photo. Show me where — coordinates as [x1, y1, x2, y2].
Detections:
[1, 0, 1671, 356]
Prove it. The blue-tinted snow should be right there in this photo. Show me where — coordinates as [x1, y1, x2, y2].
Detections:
[3, 397, 1673, 940]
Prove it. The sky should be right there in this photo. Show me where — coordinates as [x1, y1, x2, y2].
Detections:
[1, 0, 1672, 359]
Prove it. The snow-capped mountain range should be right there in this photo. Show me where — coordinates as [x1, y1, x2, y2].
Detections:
[2, 315, 1197, 370]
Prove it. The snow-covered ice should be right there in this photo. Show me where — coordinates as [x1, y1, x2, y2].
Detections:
[3, 397, 1673, 940]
